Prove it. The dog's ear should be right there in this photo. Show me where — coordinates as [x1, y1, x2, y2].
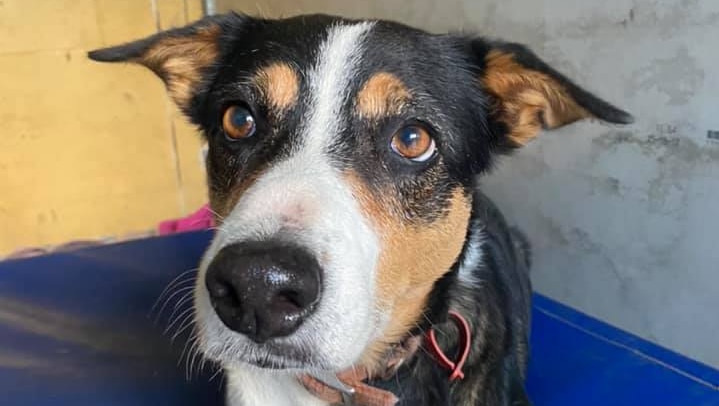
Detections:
[471, 40, 633, 147]
[88, 14, 244, 111]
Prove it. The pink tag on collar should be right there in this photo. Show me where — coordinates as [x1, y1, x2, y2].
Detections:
[424, 310, 472, 381]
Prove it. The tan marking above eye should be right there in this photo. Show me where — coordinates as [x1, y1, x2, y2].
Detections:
[356, 72, 411, 119]
[254, 62, 299, 112]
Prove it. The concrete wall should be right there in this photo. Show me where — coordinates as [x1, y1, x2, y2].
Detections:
[0, 0, 208, 255]
[217, 0, 719, 367]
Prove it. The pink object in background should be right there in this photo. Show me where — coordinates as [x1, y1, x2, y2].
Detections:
[3, 205, 215, 261]
[157, 204, 215, 235]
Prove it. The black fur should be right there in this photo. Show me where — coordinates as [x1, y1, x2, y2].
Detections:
[89, 12, 631, 405]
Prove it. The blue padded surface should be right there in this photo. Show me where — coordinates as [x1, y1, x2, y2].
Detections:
[1, 231, 717, 405]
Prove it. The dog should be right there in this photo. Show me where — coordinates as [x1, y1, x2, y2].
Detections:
[89, 12, 631, 406]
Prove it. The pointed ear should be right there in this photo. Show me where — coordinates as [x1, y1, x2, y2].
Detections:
[88, 14, 243, 111]
[475, 40, 633, 146]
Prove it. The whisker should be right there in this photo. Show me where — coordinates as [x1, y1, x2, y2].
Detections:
[154, 285, 196, 324]
[206, 207, 226, 222]
[421, 312, 449, 337]
[150, 268, 198, 315]
[412, 321, 435, 359]
[199, 351, 212, 376]
[171, 313, 197, 343]
[413, 313, 450, 360]
[189, 339, 203, 380]
[164, 306, 195, 336]
[173, 289, 195, 310]
[150, 280, 196, 323]
[185, 339, 199, 381]
[180, 330, 198, 368]
[164, 290, 194, 325]
[209, 365, 223, 382]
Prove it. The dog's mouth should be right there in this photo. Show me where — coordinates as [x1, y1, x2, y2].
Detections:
[251, 356, 299, 370]
[228, 339, 320, 370]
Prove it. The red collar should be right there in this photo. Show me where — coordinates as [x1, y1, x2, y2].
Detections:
[300, 310, 472, 405]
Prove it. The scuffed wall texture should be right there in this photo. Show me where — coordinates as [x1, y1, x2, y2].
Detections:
[0, 0, 209, 255]
[217, 0, 719, 367]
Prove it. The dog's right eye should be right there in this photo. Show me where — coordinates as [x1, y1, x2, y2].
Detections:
[222, 105, 256, 140]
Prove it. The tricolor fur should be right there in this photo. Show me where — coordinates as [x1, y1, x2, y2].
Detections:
[89, 12, 631, 406]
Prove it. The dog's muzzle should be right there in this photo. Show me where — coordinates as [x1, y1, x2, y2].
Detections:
[204, 240, 322, 343]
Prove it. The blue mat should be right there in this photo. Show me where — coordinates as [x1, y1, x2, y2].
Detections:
[1, 231, 717, 405]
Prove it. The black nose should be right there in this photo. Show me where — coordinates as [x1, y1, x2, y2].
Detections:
[205, 241, 322, 343]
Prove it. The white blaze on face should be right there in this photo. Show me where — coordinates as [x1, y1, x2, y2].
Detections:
[194, 22, 383, 371]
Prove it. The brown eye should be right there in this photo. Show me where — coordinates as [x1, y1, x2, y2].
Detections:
[390, 125, 436, 162]
[222, 105, 256, 140]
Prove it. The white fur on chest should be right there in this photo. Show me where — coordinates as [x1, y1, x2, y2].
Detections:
[225, 367, 329, 406]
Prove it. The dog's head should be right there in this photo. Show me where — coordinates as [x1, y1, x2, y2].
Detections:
[90, 13, 630, 372]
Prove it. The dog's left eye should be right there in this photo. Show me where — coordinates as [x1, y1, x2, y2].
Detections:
[390, 125, 437, 162]
[222, 105, 256, 140]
